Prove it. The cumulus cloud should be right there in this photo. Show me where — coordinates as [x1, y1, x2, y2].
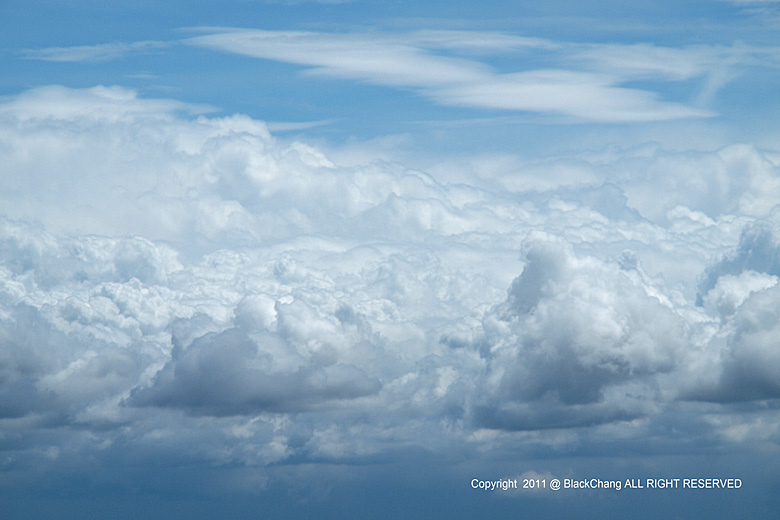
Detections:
[1, 85, 780, 496]
[698, 217, 780, 299]
[128, 327, 382, 415]
[466, 235, 686, 430]
[0, 85, 511, 246]
[683, 216, 780, 402]
[128, 290, 388, 415]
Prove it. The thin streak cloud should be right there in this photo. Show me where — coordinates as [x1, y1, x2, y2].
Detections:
[20, 41, 172, 63]
[187, 29, 716, 122]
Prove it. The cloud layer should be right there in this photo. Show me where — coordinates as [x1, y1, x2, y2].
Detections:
[2, 85, 780, 504]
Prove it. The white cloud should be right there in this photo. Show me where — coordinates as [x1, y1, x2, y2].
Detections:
[20, 41, 171, 63]
[701, 270, 778, 320]
[698, 215, 780, 299]
[438, 69, 711, 122]
[1, 85, 780, 493]
[684, 282, 780, 402]
[466, 234, 687, 430]
[187, 29, 718, 122]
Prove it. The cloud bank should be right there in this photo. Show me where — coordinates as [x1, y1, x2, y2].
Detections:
[2, 85, 780, 504]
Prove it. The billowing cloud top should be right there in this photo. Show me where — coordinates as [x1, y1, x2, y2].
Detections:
[2, 83, 780, 514]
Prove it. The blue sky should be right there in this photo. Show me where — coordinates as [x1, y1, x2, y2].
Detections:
[2, 1, 780, 519]
[6, 0, 780, 148]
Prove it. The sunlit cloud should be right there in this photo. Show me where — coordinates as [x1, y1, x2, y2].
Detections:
[187, 29, 723, 122]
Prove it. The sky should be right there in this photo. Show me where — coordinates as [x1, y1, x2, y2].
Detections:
[2, 1, 780, 518]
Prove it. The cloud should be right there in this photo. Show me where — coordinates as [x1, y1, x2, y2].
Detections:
[682, 281, 780, 403]
[2, 85, 780, 503]
[186, 29, 716, 122]
[698, 216, 780, 300]
[467, 234, 686, 430]
[0, 83, 208, 123]
[128, 326, 382, 415]
[19, 41, 171, 63]
[683, 215, 780, 402]
[437, 69, 711, 122]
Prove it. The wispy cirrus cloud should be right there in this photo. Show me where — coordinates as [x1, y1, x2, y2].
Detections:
[184, 29, 728, 122]
[725, 0, 780, 24]
[20, 40, 171, 63]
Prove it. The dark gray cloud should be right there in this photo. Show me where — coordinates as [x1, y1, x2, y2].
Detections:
[129, 327, 382, 415]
